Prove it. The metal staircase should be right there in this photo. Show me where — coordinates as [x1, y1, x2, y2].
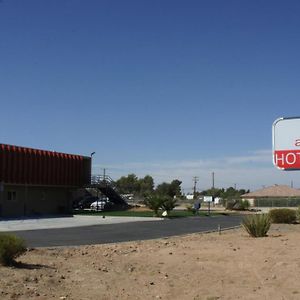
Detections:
[88, 175, 128, 208]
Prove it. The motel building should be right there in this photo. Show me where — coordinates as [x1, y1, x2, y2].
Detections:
[0, 143, 91, 218]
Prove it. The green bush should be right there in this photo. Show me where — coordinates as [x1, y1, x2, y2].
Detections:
[226, 199, 250, 211]
[225, 199, 237, 210]
[268, 208, 297, 224]
[0, 233, 27, 266]
[240, 200, 250, 210]
[242, 214, 271, 237]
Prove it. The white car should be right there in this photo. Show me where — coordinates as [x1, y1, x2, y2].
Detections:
[90, 200, 107, 211]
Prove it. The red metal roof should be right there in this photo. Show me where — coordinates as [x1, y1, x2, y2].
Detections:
[0, 143, 88, 159]
[0, 143, 91, 187]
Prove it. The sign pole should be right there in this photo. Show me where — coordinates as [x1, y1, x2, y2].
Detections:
[203, 196, 213, 216]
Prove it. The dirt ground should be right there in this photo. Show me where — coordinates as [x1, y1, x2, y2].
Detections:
[1, 224, 300, 300]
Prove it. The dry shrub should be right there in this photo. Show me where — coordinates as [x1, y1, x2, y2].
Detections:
[242, 214, 271, 237]
[0, 233, 27, 266]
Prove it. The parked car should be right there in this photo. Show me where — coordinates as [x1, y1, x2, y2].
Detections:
[75, 196, 99, 209]
[90, 200, 107, 211]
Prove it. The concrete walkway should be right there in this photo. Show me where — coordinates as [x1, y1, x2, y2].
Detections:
[0, 215, 162, 232]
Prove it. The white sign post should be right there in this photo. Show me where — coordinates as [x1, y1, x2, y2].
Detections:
[203, 196, 213, 202]
[273, 117, 300, 170]
[203, 196, 213, 216]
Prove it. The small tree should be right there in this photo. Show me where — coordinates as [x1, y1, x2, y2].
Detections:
[155, 179, 182, 198]
[139, 175, 154, 196]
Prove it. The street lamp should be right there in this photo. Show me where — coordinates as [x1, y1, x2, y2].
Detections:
[90, 152, 95, 183]
[90, 152, 99, 210]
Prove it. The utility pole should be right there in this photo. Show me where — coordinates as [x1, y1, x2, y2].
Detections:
[193, 176, 199, 199]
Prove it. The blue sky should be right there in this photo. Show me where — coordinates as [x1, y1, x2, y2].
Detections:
[1, 0, 300, 192]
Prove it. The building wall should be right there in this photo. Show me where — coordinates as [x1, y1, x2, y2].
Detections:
[0, 184, 73, 217]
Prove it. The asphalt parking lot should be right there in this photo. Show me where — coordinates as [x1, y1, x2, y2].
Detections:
[4, 215, 244, 248]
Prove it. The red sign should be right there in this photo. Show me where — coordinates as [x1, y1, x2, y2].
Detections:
[274, 150, 300, 170]
[273, 117, 300, 170]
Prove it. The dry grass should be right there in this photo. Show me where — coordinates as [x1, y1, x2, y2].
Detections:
[1, 224, 300, 299]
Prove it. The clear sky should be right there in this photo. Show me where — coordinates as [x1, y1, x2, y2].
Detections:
[1, 0, 300, 192]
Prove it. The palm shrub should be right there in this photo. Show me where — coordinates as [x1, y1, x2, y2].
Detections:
[0, 233, 27, 266]
[161, 196, 177, 216]
[144, 195, 164, 217]
[268, 208, 297, 224]
[242, 214, 271, 237]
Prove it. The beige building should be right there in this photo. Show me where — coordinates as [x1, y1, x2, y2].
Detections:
[241, 185, 300, 207]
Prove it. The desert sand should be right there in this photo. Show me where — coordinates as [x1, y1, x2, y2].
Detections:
[1, 224, 300, 300]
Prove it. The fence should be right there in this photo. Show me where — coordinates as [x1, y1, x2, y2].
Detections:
[254, 197, 300, 207]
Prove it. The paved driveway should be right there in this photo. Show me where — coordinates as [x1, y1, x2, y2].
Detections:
[0, 215, 161, 232]
[9, 215, 243, 247]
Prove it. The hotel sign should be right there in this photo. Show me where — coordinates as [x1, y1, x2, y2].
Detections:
[273, 117, 300, 170]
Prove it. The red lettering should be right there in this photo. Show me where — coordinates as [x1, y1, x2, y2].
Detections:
[274, 150, 300, 170]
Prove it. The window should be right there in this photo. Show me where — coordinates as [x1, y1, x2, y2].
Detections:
[7, 191, 17, 201]
[41, 191, 47, 201]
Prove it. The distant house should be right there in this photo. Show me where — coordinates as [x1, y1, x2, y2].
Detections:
[186, 194, 194, 200]
[241, 185, 300, 207]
